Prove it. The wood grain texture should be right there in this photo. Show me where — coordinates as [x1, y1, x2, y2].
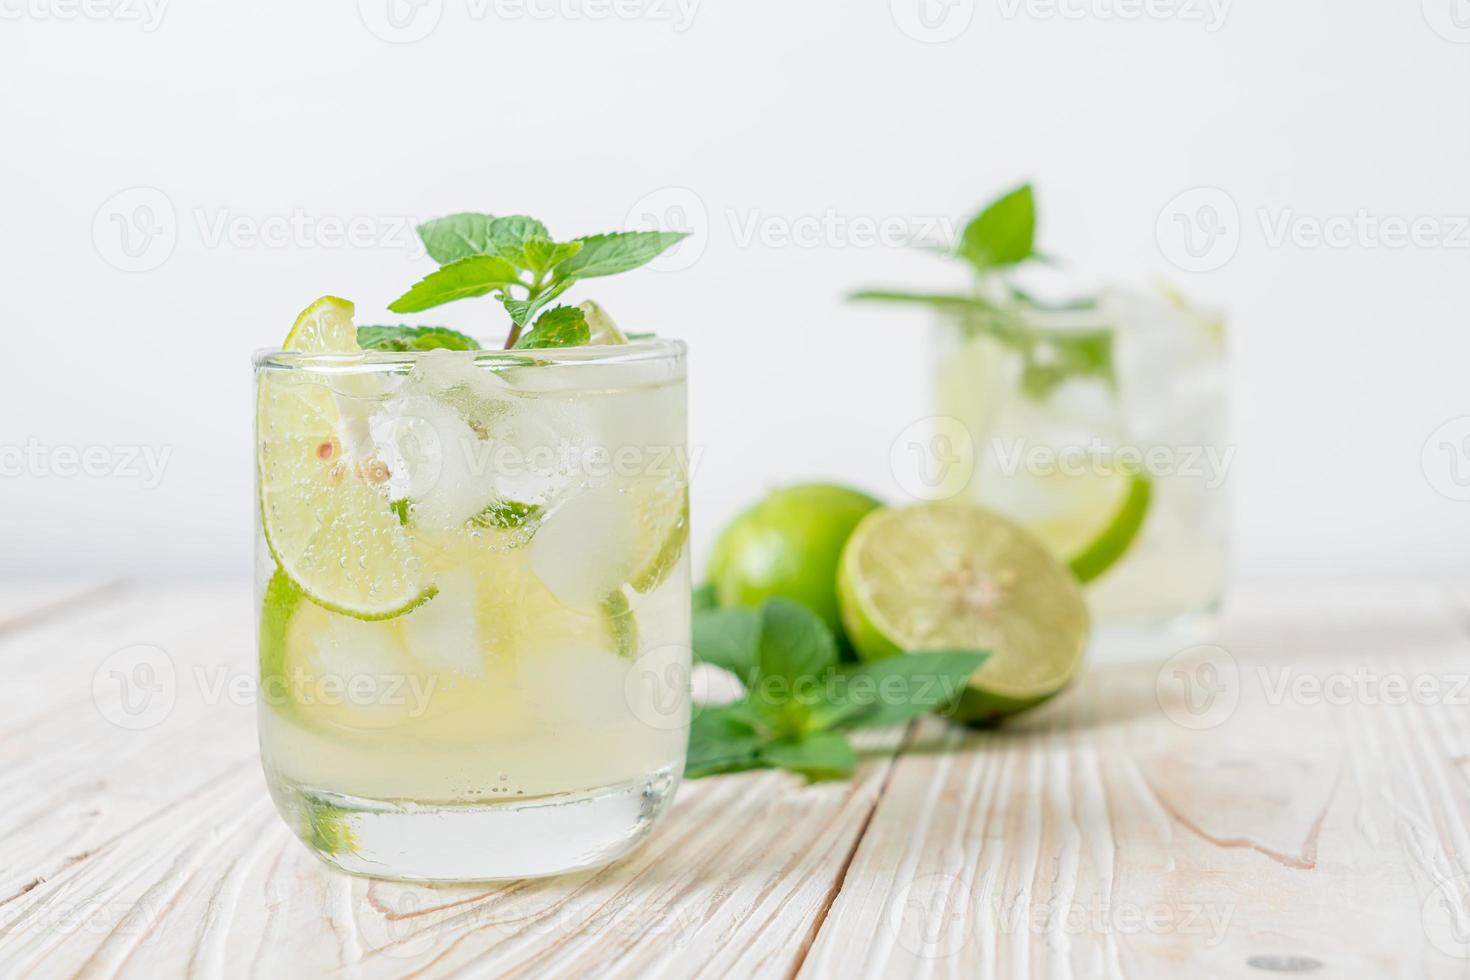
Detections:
[800, 581, 1470, 978]
[2, 581, 1468, 978]
[0, 583, 899, 978]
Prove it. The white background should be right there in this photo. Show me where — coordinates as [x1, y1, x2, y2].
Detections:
[1, 0, 1467, 578]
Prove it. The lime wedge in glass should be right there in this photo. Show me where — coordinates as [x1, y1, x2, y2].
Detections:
[578, 300, 629, 345]
[258, 296, 436, 620]
[837, 502, 1089, 723]
[1030, 470, 1152, 584]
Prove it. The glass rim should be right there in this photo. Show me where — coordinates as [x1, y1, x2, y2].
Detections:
[253, 336, 687, 372]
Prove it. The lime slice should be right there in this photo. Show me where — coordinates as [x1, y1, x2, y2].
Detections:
[1030, 471, 1152, 585]
[258, 297, 435, 619]
[578, 300, 629, 345]
[837, 502, 1089, 723]
[630, 481, 689, 594]
[282, 295, 359, 353]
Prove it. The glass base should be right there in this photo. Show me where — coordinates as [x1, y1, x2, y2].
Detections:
[270, 766, 680, 882]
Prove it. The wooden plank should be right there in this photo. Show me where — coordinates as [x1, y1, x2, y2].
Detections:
[800, 582, 1470, 978]
[0, 582, 901, 978]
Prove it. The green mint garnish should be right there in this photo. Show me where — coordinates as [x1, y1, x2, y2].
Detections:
[387, 212, 687, 350]
[684, 597, 989, 782]
[957, 183, 1035, 272]
[468, 499, 541, 530]
[849, 183, 1118, 400]
[357, 325, 481, 352]
[303, 800, 359, 856]
[513, 305, 589, 350]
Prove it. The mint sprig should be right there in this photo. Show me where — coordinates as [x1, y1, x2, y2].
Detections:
[685, 598, 989, 781]
[356, 325, 481, 352]
[849, 183, 1118, 399]
[389, 212, 688, 350]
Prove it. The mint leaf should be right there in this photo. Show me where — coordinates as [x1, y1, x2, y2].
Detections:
[958, 184, 1035, 271]
[503, 276, 575, 326]
[685, 703, 766, 778]
[522, 237, 584, 279]
[388, 255, 522, 313]
[818, 649, 990, 730]
[389, 497, 412, 525]
[357, 325, 482, 352]
[557, 231, 688, 279]
[514, 305, 589, 350]
[468, 499, 541, 529]
[692, 582, 718, 613]
[761, 731, 856, 781]
[417, 213, 550, 267]
[848, 290, 998, 311]
[753, 598, 838, 737]
[692, 607, 760, 683]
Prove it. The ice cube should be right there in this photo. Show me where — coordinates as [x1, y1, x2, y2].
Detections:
[399, 571, 484, 679]
[527, 482, 639, 608]
[372, 394, 499, 531]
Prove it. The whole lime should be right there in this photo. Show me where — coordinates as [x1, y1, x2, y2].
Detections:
[707, 483, 883, 635]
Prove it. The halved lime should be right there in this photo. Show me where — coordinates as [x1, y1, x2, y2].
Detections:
[837, 502, 1089, 723]
[1029, 471, 1152, 585]
[258, 296, 436, 619]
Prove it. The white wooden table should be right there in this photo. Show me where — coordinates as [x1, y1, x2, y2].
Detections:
[3, 579, 1470, 978]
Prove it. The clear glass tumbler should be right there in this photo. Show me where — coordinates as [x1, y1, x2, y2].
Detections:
[934, 288, 1229, 631]
[254, 340, 691, 881]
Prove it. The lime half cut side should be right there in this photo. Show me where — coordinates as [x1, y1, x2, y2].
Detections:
[838, 503, 1089, 724]
[259, 296, 435, 620]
